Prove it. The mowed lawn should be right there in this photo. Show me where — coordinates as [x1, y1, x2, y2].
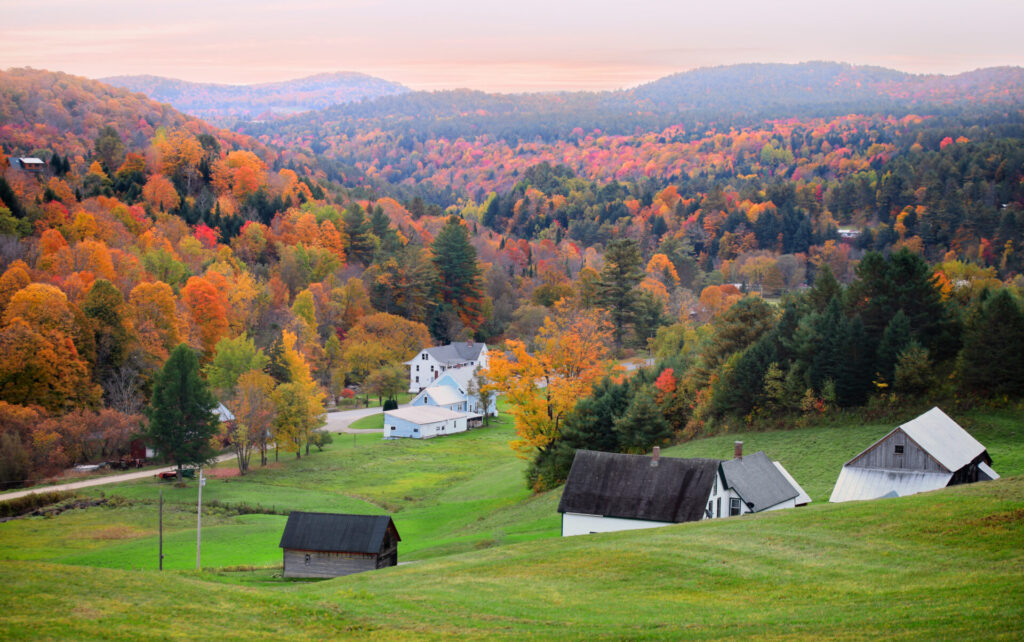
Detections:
[1, 475, 1022, 639]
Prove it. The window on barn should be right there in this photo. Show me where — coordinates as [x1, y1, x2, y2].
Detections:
[894, 444, 904, 455]
[730, 498, 741, 516]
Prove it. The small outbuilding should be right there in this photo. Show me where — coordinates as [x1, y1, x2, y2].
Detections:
[383, 405, 471, 438]
[279, 512, 400, 578]
[829, 407, 999, 503]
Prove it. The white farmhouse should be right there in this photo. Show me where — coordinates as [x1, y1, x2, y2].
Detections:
[410, 367, 498, 418]
[558, 444, 809, 536]
[405, 342, 488, 393]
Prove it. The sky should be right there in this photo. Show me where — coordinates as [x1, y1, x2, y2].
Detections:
[2, 0, 1022, 93]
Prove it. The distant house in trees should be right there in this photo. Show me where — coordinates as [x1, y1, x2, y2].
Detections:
[829, 407, 999, 503]
[279, 512, 400, 578]
[382, 405, 470, 439]
[410, 368, 498, 418]
[404, 341, 488, 393]
[8, 157, 46, 172]
[558, 444, 809, 536]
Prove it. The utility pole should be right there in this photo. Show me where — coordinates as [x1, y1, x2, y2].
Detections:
[158, 488, 164, 571]
[196, 468, 204, 570]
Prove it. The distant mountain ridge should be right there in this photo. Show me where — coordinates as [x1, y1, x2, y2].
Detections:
[100, 72, 410, 122]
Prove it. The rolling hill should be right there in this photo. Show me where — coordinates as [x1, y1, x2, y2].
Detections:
[101, 72, 410, 123]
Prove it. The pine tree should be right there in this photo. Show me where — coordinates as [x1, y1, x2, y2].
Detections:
[144, 344, 220, 481]
[597, 238, 644, 349]
[342, 204, 378, 266]
[960, 290, 1024, 396]
[875, 310, 912, 385]
[613, 387, 673, 453]
[431, 216, 484, 331]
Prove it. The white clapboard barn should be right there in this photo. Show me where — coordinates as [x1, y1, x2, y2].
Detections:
[279, 512, 400, 578]
[829, 407, 999, 503]
[558, 444, 809, 536]
[405, 341, 488, 393]
[383, 405, 470, 439]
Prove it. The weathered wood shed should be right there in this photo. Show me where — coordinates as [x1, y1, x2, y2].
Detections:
[279, 512, 400, 578]
[829, 407, 999, 502]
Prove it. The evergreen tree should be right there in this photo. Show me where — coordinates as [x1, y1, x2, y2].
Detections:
[369, 205, 403, 256]
[144, 344, 220, 481]
[597, 238, 644, 349]
[960, 290, 1024, 396]
[82, 279, 130, 398]
[431, 216, 484, 331]
[836, 315, 872, 407]
[875, 310, 912, 385]
[613, 387, 673, 453]
[342, 204, 378, 266]
[807, 264, 842, 313]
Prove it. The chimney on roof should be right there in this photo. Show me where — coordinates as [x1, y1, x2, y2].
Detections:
[650, 446, 660, 467]
[734, 441, 743, 460]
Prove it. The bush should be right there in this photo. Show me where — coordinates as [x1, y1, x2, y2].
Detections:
[0, 490, 74, 518]
[382, 399, 398, 411]
[0, 432, 31, 489]
[310, 431, 334, 451]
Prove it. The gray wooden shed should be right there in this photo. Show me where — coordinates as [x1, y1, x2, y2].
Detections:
[279, 512, 400, 578]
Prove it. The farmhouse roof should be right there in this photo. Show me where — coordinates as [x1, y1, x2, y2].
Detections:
[772, 461, 812, 505]
[279, 512, 399, 554]
[720, 451, 799, 511]
[419, 342, 486, 365]
[422, 385, 465, 406]
[845, 407, 988, 472]
[385, 406, 469, 424]
[828, 467, 953, 502]
[558, 450, 721, 523]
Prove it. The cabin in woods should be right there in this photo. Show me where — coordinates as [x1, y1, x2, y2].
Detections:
[557, 444, 809, 536]
[829, 407, 999, 503]
[8, 157, 45, 172]
[279, 512, 400, 578]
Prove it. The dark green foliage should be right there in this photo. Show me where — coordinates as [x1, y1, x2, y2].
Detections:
[309, 431, 334, 451]
[714, 335, 778, 417]
[0, 490, 73, 518]
[382, 399, 398, 411]
[431, 216, 483, 331]
[613, 387, 673, 453]
[875, 310, 912, 385]
[368, 204, 402, 256]
[597, 238, 644, 348]
[143, 344, 220, 481]
[836, 315, 872, 407]
[893, 342, 934, 395]
[93, 125, 125, 175]
[0, 431, 31, 489]
[82, 279, 130, 396]
[0, 176, 26, 220]
[343, 204, 378, 266]
[959, 290, 1024, 396]
[632, 290, 668, 349]
[807, 264, 842, 313]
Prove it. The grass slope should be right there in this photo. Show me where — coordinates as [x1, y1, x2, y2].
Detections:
[2, 476, 1022, 638]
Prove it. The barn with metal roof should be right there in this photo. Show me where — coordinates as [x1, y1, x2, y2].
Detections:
[829, 407, 999, 503]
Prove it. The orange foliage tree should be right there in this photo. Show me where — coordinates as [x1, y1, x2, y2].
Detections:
[485, 303, 614, 460]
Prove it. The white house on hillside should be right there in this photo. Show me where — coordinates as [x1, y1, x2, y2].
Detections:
[383, 406, 470, 439]
[410, 368, 498, 417]
[558, 444, 809, 536]
[405, 342, 488, 393]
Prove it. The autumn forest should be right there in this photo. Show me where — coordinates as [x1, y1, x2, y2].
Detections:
[1, 63, 1024, 490]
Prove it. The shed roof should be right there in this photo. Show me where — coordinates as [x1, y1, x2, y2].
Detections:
[720, 451, 799, 511]
[279, 512, 399, 553]
[558, 450, 721, 523]
[385, 406, 469, 424]
[828, 466, 953, 503]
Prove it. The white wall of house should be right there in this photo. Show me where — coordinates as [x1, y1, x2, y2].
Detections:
[562, 512, 675, 537]
[407, 352, 445, 393]
[704, 470, 752, 519]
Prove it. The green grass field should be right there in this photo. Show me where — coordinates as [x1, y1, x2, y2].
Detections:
[0, 406, 1022, 638]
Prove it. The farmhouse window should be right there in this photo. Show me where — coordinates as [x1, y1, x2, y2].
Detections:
[416, 365, 419, 372]
[729, 498, 741, 516]
[422, 354, 427, 360]
[716, 497, 721, 517]
[894, 445, 904, 455]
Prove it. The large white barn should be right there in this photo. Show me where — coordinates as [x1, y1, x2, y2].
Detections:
[830, 407, 999, 503]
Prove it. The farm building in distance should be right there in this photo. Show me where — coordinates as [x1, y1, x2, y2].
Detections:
[829, 407, 999, 503]
[558, 444, 809, 536]
[405, 341, 488, 393]
[279, 512, 400, 578]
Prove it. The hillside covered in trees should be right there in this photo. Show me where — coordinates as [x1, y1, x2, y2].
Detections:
[1, 64, 1023, 492]
[101, 72, 410, 123]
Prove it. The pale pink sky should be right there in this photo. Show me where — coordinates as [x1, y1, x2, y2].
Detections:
[2, 0, 1021, 92]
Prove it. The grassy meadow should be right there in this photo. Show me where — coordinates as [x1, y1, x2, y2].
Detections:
[0, 405, 1022, 638]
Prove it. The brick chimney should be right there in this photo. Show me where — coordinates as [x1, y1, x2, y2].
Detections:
[650, 446, 660, 467]
[734, 441, 743, 460]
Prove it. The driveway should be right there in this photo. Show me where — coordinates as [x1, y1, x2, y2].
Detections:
[322, 404, 409, 434]
[0, 452, 237, 503]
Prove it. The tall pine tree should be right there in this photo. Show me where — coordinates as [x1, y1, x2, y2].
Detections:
[431, 216, 484, 333]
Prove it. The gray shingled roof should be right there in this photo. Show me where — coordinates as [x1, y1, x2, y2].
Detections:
[425, 342, 485, 364]
[279, 512, 399, 553]
[719, 451, 799, 511]
[558, 450, 721, 523]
